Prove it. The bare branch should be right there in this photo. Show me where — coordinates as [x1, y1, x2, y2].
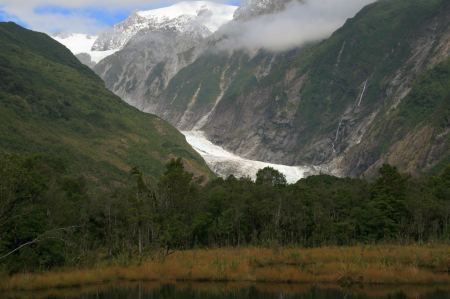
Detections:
[0, 225, 81, 261]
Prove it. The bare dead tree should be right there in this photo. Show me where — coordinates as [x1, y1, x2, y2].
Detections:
[0, 226, 80, 261]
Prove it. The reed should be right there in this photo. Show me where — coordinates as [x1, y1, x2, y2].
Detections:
[1, 245, 449, 292]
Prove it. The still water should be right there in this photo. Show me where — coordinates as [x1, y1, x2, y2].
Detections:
[5, 283, 450, 299]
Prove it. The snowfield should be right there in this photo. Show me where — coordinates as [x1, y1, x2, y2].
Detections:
[52, 33, 118, 63]
[137, 1, 238, 33]
[183, 131, 313, 183]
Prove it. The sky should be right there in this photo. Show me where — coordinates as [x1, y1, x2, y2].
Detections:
[0, 0, 375, 53]
[0, 0, 240, 34]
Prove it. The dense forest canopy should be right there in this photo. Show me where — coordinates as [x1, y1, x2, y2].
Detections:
[0, 153, 448, 273]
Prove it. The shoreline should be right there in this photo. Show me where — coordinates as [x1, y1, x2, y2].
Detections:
[4, 281, 450, 299]
[1, 245, 449, 292]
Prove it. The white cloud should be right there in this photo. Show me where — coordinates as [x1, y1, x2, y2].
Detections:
[0, 0, 178, 34]
[217, 0, 376, 52]
[0, 0, 375, 42]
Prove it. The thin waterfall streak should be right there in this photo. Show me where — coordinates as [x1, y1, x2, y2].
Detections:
[357, 79, 368, 107]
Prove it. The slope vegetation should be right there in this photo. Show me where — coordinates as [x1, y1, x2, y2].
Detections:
[0, 22, 212, 187]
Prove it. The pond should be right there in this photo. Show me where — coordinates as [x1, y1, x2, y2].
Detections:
[5, 282, 450, 299]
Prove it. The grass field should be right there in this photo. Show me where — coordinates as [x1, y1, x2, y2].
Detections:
[1, 245, 449, 292]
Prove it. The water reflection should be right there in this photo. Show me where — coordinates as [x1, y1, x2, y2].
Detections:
[5, 282, 450, 299]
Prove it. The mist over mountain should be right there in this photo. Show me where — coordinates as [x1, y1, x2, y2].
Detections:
[217, 0, 376, 52]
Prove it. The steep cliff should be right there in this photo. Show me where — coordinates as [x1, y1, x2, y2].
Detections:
[159, 0, 450, 177]
[94, 26, 208, 110]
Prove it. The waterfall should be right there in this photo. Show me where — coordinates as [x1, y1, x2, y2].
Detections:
[193, 66, 230, 130]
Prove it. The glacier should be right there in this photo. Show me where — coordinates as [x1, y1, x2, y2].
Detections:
[52, 33, 118, 63]
[183, 131, 313, 183]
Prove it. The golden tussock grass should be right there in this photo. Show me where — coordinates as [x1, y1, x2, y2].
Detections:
[1, 245, 449, 292]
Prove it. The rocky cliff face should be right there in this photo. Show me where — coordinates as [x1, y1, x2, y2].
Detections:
[219, 0, 450, 177]
[94, 0, 450, 178]
[92, 13, 155, 51]
[93, 1, 237, 52]
[161, 0, 450, 177]
[94, 26, 208, 110]
[93, 1, 236, 109]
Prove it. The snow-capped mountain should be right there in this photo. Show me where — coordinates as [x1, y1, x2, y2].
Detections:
[137, 1, 237, 33]
[92, 1, 237, 52]
[94, 25, 208, 111]
[52, 33, 118, 66]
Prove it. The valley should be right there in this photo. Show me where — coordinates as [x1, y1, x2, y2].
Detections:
[0, 0, 449, 295]
[55, 0, 449, 180]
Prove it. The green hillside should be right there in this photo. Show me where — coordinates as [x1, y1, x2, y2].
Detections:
[0, 22, 212, 187]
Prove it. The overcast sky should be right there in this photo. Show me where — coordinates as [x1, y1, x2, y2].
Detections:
[0, 0, 240, 34]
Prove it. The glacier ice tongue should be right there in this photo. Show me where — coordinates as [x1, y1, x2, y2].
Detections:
[183, 131, 312, 184]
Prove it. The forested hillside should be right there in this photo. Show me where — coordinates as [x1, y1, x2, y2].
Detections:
[1, 152, 449, 273]
[0, 22, 212, 187]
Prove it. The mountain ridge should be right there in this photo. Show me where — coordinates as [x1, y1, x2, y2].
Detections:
[50, 0, 450, 179]
[0, 22, 213, 187]
[92, 1, 237, 52]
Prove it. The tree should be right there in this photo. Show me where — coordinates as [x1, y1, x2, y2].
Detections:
[256, 167, 287, 187]
[0, 154, 45, 230]
[157, 158, 197, 252]
[255, 168, 287, 242]
[129, 167, 155, 256]
[0, 154, 79, 272]
[369, 164, 410, 240]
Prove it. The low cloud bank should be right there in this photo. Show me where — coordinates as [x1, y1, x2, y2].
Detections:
[217, 0, 375, 52]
